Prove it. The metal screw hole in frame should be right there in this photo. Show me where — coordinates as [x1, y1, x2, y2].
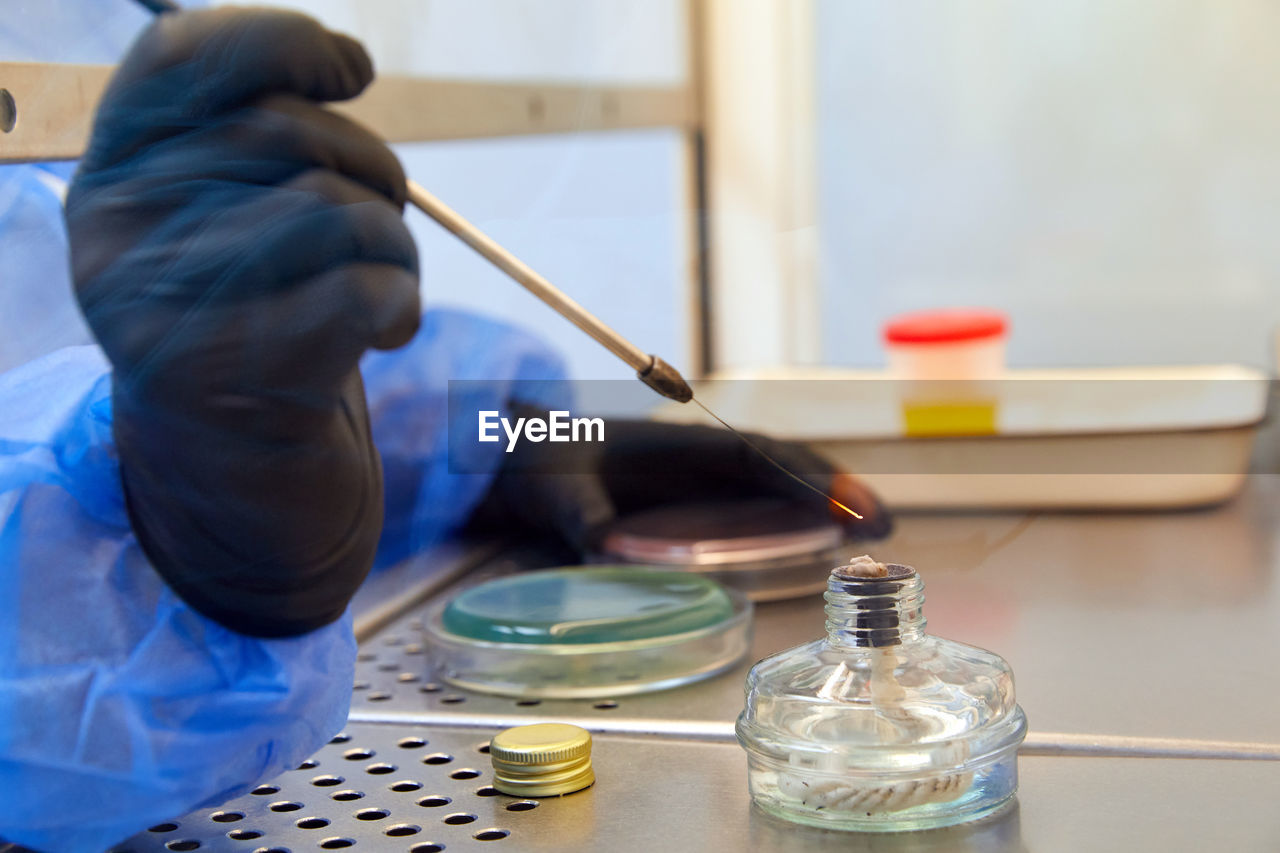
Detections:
[474, 829, 511, 841]
[417, 795, 452, 808]
[0, 89, 16, 134]
[442, 813, 477, 826]
[209, 811, 244, 822]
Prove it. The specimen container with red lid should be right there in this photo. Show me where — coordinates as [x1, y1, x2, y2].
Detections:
[882, 309, 1009, 379]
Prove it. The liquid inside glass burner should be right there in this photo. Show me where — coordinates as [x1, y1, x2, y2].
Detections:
[599, 499, 846, 601]
[425, 568, 753, 699]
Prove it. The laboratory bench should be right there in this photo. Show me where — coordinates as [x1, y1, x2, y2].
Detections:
[116, 477, 1280, 853]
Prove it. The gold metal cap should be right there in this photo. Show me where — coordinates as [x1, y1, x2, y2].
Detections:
[490, 723, 594, 797]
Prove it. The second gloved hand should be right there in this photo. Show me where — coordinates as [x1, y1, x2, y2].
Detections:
[475, 417, 891, 554]
[66, 8, 420, 637]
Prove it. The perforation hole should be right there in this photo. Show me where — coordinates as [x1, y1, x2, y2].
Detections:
[318, 839, 353, 849]
[296, 759, 319, 770]
[474, 786, 499, 798]
[419, 683, 442, 693]
[440, 695, 466, 704]
[252, 847, 289, 853]
[227, 829, 262, 841]
[443, 813, 476, 825]
[165, 842, 200, 852]
[311, 775, 344, 787]
[449, 769, 481, 780]
[474, 829, 510, 841]
[398, 737, 427, 749]
[366, 762, 397, 775]
[149, 824, 179, 833]
[295, 817, 329, 830]
[505, 801, 538, 812]
[344, 748, 374, 761]
[410, 845, 443, 853]
[385, 825, 421, 837]
[592, 700, 619, 710]
[331, 790, 364, 802]
[210, 811, 243, 823]
[355, 808, 389, 821]
[367, 691, 392, 702]
[476, 744, 491, 755]
[352, 681, 370, 691]
[417, 795, 451, 808]
[268, 802, 302, 813]
[398, 673, 420, 683]
[391, 780, 423, 793]
[514, 699, 540, 707]
[329, 733, 352, 744]
[422, 753, 453, 765]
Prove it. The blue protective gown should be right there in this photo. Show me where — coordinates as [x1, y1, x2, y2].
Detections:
[0, 8, 568, 848]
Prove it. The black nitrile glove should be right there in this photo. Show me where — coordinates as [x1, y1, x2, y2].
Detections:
[67, 8, 420, 637]
[476, 417, 891, 554]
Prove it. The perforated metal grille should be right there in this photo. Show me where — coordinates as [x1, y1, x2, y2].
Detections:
[110, 724, 544, 853]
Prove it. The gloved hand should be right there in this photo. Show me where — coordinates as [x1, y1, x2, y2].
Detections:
[66, 8, 420, 637]
[474, 416, 891, 553]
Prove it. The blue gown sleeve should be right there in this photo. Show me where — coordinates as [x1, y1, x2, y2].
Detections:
[361, 308, 571, 567]
[0, 347, 357, 853]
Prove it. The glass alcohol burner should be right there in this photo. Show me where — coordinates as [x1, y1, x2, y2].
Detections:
[736, 557, 1026, 831]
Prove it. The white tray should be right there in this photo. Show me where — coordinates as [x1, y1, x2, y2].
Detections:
[652, 366, 1269, 510]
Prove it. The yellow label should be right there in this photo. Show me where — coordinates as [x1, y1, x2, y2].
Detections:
[901, 401, 998, 437]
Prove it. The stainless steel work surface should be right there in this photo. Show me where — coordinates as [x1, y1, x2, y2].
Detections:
[117, 724, 1278, 853]
[113, 476, 1280, 851]
[349, 476, 1280, 744]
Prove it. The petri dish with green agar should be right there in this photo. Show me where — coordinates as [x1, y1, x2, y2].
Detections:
[424, 567, 753, 698]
